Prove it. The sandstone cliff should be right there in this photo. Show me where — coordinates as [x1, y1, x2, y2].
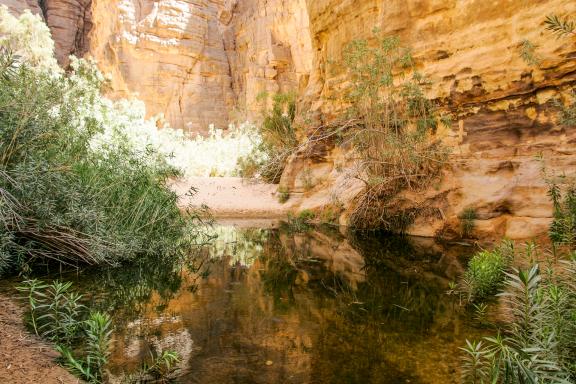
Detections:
[280, 0, 576, 240]
[87, 0, 314, 132]
[44, 0, 92, 65]
[221, 0, 314, 122]
[87, 0, 236, 133]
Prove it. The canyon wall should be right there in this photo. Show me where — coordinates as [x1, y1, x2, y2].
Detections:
[3, 0, 92, 65]
[44, 0, 93, 65]
[2, 0, 576, 239]
[282, 0, 576, 240]
[86, 0, 314, 131]
[1, 0, 236, 132]
[221, 0, 314, 121]
[87, 0, 235, 133]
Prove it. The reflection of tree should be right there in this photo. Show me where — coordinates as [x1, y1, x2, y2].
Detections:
[255, 229, 460, 331]
[206, 226, 269, 266]
[340, 232, 465, 330]
[72, 255, 189, 327]
[257, 230, 352, 311]
[349, 230, 428, 262]
[258, 232, 300, 309]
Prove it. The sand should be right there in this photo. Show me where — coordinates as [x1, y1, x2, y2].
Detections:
[172, 177, 297, 219]
[0, 295, 81, 384]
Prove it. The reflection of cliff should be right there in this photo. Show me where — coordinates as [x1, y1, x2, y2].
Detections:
[277, 229, 366, 289]
[86, 228, 478, 384]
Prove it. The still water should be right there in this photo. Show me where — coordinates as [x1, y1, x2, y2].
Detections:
[31, 225, 483, 383]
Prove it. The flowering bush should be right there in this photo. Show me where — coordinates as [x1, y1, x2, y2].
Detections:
[144, 122, 263, 178]
[0, 6, 58, 71]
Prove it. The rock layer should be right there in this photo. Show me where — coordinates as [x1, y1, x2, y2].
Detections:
[44, 0, 93, 65]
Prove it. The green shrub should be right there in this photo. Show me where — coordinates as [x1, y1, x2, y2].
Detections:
[237, 92, 298, 183]
[462, 241, 514, 301]
[56, 311, 112, 383]
[299, 209, 315, 221]
[0, 11, 207, 275]
[461, 257, 576, 383]
[340, 31, 450, 230]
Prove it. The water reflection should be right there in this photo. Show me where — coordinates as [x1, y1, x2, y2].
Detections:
[70, 226, 480, 383]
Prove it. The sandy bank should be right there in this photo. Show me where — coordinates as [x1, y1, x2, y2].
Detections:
[0, 295, 80, 384]
[173, 177, 298, 219]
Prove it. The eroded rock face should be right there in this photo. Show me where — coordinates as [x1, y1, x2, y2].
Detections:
[221, 0, 314, 122]
[44, 0, 93, 65]
[279, 0, 576, 240]
[87, 0, 235, 133]
[84, 0, 314, 131]
[0, 0, 92, 65]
